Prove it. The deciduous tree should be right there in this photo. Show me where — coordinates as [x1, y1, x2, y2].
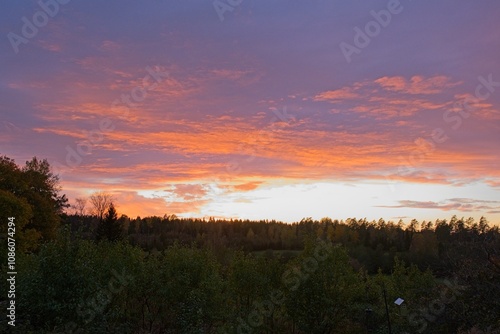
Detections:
[0, 155, 68, 242]
[89, 191, 113, 221]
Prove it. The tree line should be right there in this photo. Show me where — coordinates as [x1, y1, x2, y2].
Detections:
[1, 155, 499, 333]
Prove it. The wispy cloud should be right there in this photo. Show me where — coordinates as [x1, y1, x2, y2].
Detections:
[2, 1, 499, 221]
[375, 76, 462, 95]
[378, 198, 500, 212]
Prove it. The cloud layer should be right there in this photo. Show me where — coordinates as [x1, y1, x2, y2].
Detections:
[1, 1, 499, 222]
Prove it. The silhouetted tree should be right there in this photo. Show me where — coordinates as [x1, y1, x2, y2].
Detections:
[0, 155, 68, 242]
[72, 197, 87, 216]
[96, 203, 122, 242]
[89, 191, 113, 221]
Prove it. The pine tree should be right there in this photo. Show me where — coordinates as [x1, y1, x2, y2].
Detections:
[96, 203, 122, 242]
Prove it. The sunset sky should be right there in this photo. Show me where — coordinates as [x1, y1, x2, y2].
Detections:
[1, 0, 500, 223]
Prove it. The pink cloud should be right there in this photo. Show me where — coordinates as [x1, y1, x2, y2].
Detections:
[378, 198, 500, 212]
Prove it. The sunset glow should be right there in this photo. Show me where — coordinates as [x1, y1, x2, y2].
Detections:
[2, 0, 500, 223]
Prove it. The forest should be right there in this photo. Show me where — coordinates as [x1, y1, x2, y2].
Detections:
[1, 155, 499, 333]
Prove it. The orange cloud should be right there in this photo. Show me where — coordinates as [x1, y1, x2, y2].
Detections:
[313, 75, 458, 118]
[233, 181, 263, 191]
[375, 75, 462, 95]
[313, 87, 359, 101]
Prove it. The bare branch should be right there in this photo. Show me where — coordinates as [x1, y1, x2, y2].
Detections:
[89, 192, 113, 221]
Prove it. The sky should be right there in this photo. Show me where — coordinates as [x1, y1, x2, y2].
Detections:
[1, 0, 500, 224]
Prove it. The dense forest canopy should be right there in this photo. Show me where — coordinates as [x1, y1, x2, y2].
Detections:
[1, 156, 499, 333]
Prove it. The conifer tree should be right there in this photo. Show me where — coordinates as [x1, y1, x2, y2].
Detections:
[96, 203, 122, 242]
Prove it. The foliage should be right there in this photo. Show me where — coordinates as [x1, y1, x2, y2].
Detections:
[1, 154, 499, 333]
[89, 192, 113, 221]
[284, 240, 364, 333]
[0, 156, 68, 248]
[13, 230, 143, 333]
[96, 203, 122, 242]
[0, 189, 40, 252]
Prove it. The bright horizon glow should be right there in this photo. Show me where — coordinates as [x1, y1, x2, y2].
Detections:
[58, 178, 500, 224]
